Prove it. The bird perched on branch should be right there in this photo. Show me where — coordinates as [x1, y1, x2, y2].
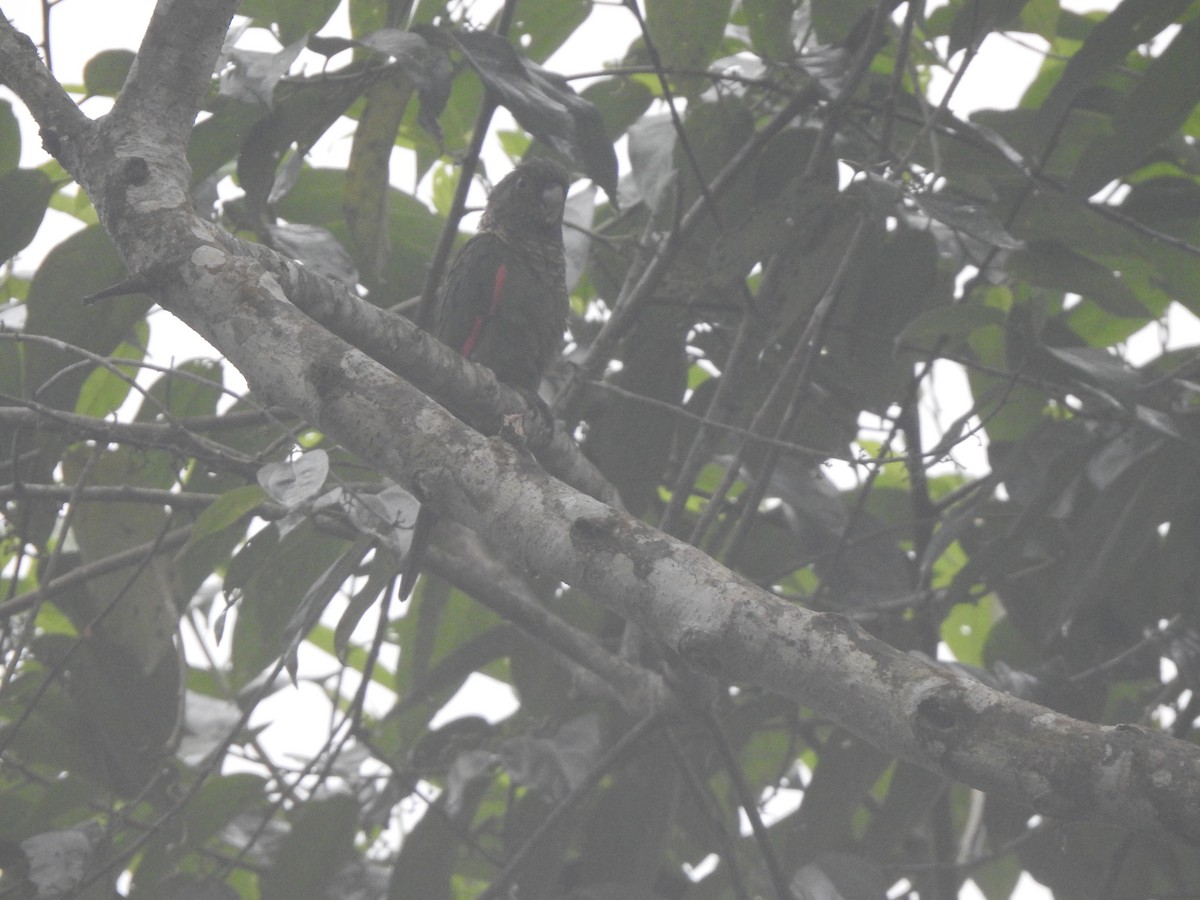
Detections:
[399, 156, 571, 601]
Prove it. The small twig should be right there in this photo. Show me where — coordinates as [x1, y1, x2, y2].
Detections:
[477, 713, 663, 900]
[414, 95, 497, 327]
[702, 710, 793, 900]
[0, 524, 194, 618]
[76, 649, 300, 894]
[878, 0, 920, 162]
[1070, 616, 1183, 686]
[558, 87, 818, 417]
[39, 0, 53, 73]
[0, 506, 178, 761]
[622, 0, 723, 229]
[694, 216, 868, 551]
[664, 726, 754, 900]
[81, 275, 157, 305]
[0, 444, 101, 698]
[659, 311, 757, 537]
[415, 0, 520, 328]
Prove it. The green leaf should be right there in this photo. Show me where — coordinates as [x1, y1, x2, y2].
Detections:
[745, 0, 798, 60]
[385, 189, 445, 301]
[333, 550, 396, 660]
[508, 0, 590, 63]
[134, 773, 268, 887]
[280, 535, 373, 683]
[914, 192, 1022, 249]
[398, 584, 503, 690]
[1007, 241, 1146, 318]
[24, 226, 149, 413]
[0, 169, 54, 263]
[60, 446, 180, 675]
[182, 772, 267, 849]
[173, 520, 250, 618]
[342, 67, 419, 295]
[414, 59, 483, 164]
[274, 169, 444, 303]
[812, 0, 872, 46]
[1046, 440, 1200, 636]
[583, 306, 687, 517]
[965, 322, 1048, 446]
[896, 301, 1006, 355]
[1071, 17, 1200, 195]
[971, 851, 1023, 900]
[184, 484, 267, 550]
[644, 0, 731, 98]
[1005, 188, 1138, 260]
[273, 166, 346, 221]
[379, 583, 505, 752]
[136, 358, 224, 421]
[187, 97, 269, 185]
[74, 322, 148, 418]
[1065, 293, 1164, 346]
[242, 0, 341, 45]
[677, 96, 755, 221]
[228, 523, 352, 686]
[449, 31, 618, 196]
[973, 107, 1112, 183]
[947, 0, 1028, 57]
[0, 99, 20, 174]
[82, 49, 134, 97]
[842, 228, 942, 413]
[261, 794, 359, 900]
[1034, 0, 1191, 141]
[1042, 346, 1140, 402]
[1018, 0, 1060, 41]
[348, 0, 387, 37]
[306, 623, 397, 691]
[581, 78, 654, 141]
[236, 75, 365, 215]
[941, 595, 998, 668]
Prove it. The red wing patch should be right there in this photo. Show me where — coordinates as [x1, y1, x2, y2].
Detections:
[460, 262, 507, 358]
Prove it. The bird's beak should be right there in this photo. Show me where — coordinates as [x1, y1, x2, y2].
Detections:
[542, 183, 566, 223]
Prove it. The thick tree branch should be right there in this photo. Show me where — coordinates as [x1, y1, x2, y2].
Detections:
[428, 520, 669, 716]
[233, 235, 622, 508]
[135, 230, 1200, 845]
[0, 15, 92, 163]
[113, 0, 239, 152]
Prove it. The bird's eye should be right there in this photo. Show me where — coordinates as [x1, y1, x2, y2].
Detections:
[516, 175, 527, 189]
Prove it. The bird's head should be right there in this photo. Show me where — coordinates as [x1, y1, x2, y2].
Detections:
[480, 157, 571, 239]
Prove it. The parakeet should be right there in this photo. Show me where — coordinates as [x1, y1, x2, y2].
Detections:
[400, 157, 571, 601]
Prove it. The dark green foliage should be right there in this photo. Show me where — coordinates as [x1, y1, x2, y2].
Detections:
[5, 2, 1200, 899]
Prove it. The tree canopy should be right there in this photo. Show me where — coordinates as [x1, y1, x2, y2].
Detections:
[3, 1, 1200, 898]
